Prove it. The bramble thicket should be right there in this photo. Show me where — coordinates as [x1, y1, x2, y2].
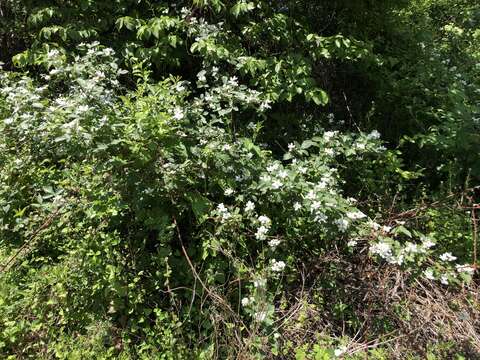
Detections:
[0, 0, 479, 358]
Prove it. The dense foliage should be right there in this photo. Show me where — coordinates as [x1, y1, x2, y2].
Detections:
[0, 0, 479, 359]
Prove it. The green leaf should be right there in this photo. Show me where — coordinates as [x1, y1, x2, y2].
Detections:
[188, 193, 212, 222]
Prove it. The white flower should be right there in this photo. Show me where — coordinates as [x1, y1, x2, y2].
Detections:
[241, 297, 250, 306]
[381, 225, 392, 233]
[390, 254, 404, 265]
[316, 181, 327, 190]
[355, 142, 366, 150]
[288, 143, 295, 151]
[370, 242, 392, 259]
[456, 264, 475, 275]
[440, 275, 449, 285]
[422, 239, 436, 249]
[271, 180, 283, 189]
[439, 252, 457, 262]
[173, 107, 184, 120]
[325, 148, 335, 156]
[228, 76, 238, 86]
[367, 130, 381, 139]
[424, 269, 435, 280]
[266, 163, 280, 173]
[310, 201, 322, 212]
[217, 203, 231, 221]
[197, 70, 207, 82]
[271, 259, 286, 272]
[278, 170, 288, 179]
[259, 101, 271, 112]
[314, 212, 327, 223]
[324, 131, 336, 140]
[335, 218, 349, 232]
[268, 238, 281, 248]
[334, 346, 346, 357]
[77, 105, 90, 113]
[258, 215, 271, 226]
[255, 225, 269, 240]
[221, 212, 231, 220]
[94, 70, 105, 79]
[404, 242, 419, 254]
[369, 221, 381, 230]
[245, 201, 255, 212]
[347, 239, 358, 247]
[293, 202, 302, 211]
[346, 211, 367, 220]
[224, 188, 234, 196]
[222, 144, 231, 151]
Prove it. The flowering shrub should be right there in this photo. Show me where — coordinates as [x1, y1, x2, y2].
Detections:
[0, 0, 479, 358]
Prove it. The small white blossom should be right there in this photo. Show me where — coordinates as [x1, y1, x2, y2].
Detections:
[245, 201, 255, 212]
[173, 107, 184, 120]
[268, 238, 281, 248]
[293, 202, 302, 211]
[77, 105, 90, 113]
[258, 215, 271, 226]
[278, 170, 288, 179]
[424, 269, 435, 280]
[367, 130, 381, 139]
[271, 259, 286, 272]
[335, 218, 349, 232]
[346, 211, 367, 220]
[259, 100, 271, 112]
[355, 142, 366, 150]
[224, 188, 234, 196]
[271, 180, 283, 189]
[440, 275, 449, 285]
[310, 201, 322, 212]
[324, 131, 336, 140]
[422, 239, 436, 249]
[255, 225, 269, 240]
[197, 70, 207, 82]
[439, 252, 457, 262]
[325, 148, 335, 156]
[334, 346, 346, 357]
[390, 254, 404, 265]
[347, 239, 358, 247]
[216, 203, 231, 221]
[288, 143, 295, 151]
[404, 242, 419, 254]
[267, 163, 280, 173]
[455, 264, 475, 275]
[370, 242, 392, 259]
[369, 221, 381, 230]
[241, 297, 250, 306]
[382, 226, 392, 233]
